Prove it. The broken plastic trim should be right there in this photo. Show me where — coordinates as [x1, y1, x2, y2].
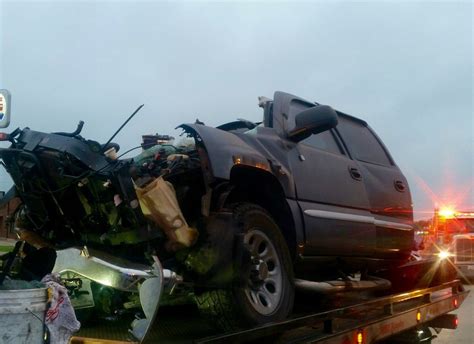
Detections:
[130, 257, 164, 343]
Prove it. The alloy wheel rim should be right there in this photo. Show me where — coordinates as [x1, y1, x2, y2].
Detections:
[243, 228, 283, 315]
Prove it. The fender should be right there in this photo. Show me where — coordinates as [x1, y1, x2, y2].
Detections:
[179, 124, 297, 198]
[178, 124, 271, 180]
[179, 124, 305, 252]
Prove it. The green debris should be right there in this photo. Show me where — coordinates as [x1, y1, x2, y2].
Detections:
[133, 144, 178, 167]
[184, 246, 219, 275]
[82, 228, 162, 246]
[0, 245, 13, 253]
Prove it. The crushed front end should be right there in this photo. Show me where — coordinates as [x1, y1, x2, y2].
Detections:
[0, 124, 230, 341]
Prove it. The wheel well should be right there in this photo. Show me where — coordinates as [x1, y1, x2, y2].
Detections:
[222, 166, 297, 260]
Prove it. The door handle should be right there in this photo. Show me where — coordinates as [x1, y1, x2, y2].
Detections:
[394, 180, 406, 192]
[348, 167, 362, 181]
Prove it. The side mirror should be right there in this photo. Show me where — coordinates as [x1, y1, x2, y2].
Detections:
[287, 105, 338, 142]
[0, 90, 11, 128]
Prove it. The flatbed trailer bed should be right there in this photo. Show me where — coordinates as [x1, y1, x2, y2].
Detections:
[71, 279, 468, 344]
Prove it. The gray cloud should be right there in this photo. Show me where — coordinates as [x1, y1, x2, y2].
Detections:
[0, 0, 472, 218]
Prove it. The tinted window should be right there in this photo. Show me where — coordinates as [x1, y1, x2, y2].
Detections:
[287, 100, 311, 131]
[301, 130, 342, 155]
[337, 116, 392, 166]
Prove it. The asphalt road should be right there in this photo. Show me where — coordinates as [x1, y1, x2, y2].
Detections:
[434, 284, 473, 344]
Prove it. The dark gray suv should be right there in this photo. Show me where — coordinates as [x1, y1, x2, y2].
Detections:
[182, 91, 414, 328]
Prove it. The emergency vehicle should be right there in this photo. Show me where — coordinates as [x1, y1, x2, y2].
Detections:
[428, 207, 474, 280]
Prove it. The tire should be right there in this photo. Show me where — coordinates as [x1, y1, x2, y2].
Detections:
[195, 203, 294, 331]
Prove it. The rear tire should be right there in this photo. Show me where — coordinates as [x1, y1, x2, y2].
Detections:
[195, 203, 294, 331]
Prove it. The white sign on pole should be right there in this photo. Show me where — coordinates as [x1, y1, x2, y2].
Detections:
[0, 90, 11, 128]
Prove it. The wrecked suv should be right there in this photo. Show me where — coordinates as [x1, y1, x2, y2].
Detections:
[0, 91, 414, 338]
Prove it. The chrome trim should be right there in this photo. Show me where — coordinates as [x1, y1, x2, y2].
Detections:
[304, 209, 413, 231]
[53, 247, 152, 291]
[304, 210, 373, 224]
[374, 219, 413, 231]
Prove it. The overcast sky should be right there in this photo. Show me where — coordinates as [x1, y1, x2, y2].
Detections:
[0, 0, 472, 219]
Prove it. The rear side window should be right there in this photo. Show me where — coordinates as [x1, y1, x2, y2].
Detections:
[337, 116, 392, 166]
[301, 130, 343, 155]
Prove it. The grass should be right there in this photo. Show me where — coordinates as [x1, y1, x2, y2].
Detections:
[0, 245, 13, 253]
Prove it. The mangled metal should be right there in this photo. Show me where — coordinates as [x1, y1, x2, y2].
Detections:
[53, 247, 152, 292]
[53, 246, 183, 342]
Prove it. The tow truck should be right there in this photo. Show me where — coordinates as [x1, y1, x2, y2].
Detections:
[70, 278, 468, 344]
[424, 207, 474, 281]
